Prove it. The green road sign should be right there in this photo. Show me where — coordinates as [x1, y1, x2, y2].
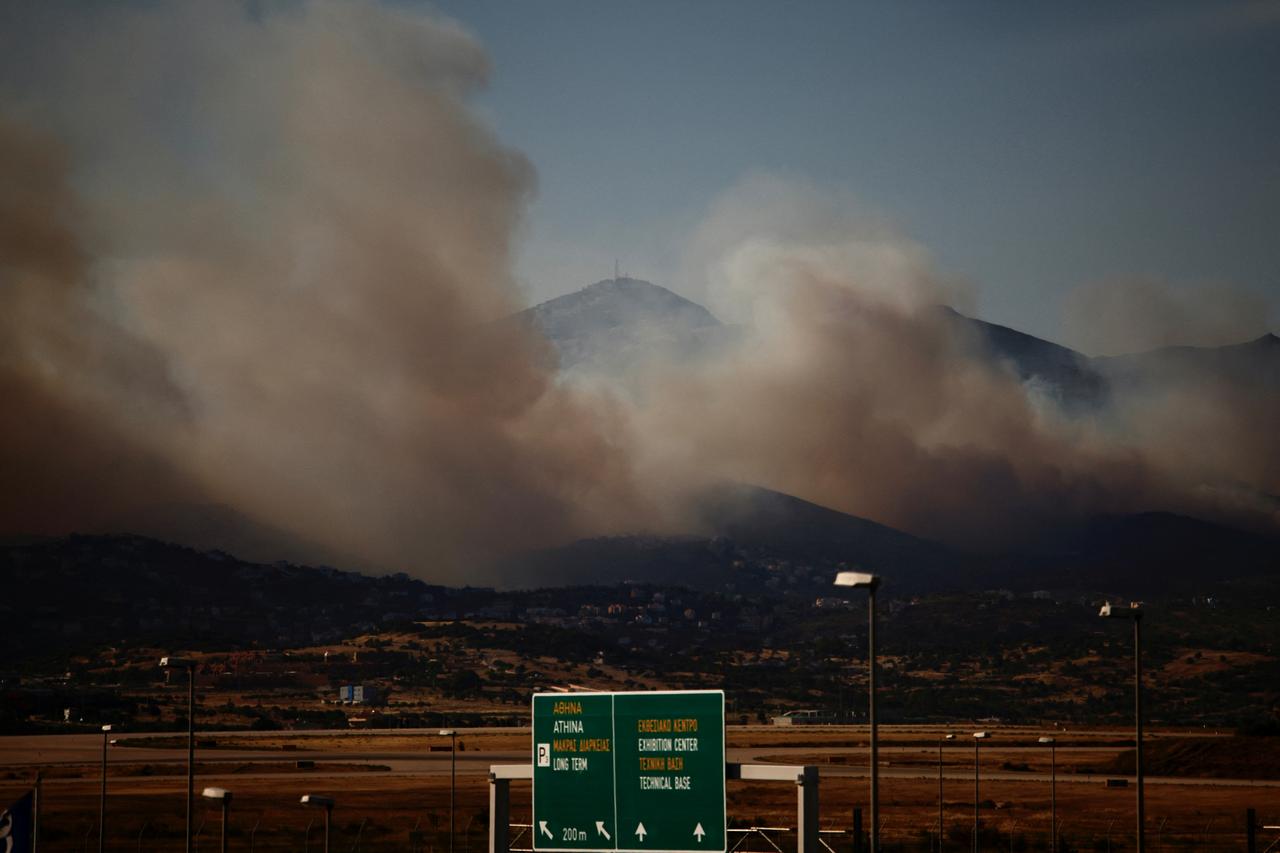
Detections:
[613, 691, 726, 852]
[533, 693, 618, 849]
[532, 690, 726, 853]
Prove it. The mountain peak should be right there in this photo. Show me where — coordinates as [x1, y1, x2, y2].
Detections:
[531, 277, 720, 329]
[518, 277, 727, 372]
[583, 275, 669, 293]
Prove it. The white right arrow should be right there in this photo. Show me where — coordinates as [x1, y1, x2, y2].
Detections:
[693, 823, 706, 842]
[539, 821, 553, 839]
[635, 822, 647, 842]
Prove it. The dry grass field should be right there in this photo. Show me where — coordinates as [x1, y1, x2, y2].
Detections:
[4, 726, 1279, 851]
[8, 767, 1278, 851]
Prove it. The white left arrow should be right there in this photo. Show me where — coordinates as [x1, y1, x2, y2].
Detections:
[693, 823, 706, 842]
[596, 822, 611, 840]
[539, 821, 553, 839]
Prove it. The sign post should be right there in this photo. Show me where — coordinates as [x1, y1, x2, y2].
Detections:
[532, 690, 726, 853]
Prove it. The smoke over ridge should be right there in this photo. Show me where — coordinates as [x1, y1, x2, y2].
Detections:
[1064, 277, 1276, 357]
[628, 178, 1160, 548]
[2, 3, 1275, 583]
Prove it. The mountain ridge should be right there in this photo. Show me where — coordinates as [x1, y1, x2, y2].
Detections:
[522, 278, 1277, 409]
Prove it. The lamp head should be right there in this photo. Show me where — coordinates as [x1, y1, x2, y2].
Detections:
[973, 731, 990, 739]
[1038, 736, 1055, 744]
[202, 787, 232, 802]
[834, 571, 881, 590]
[1099, 601, 1142, 619]
[160, 655, 194, 669]
[438, 729, 456, 737]
[300, 794, 334, 809]
[101, 724, 113, 733]
[944, 733, 955, 740]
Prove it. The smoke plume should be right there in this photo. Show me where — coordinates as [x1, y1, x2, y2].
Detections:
[633, 179, 1168, 548]
[2, 3, 1275, 584]
[1063, 276, 1276, 356]
[0, 2, 648, 580]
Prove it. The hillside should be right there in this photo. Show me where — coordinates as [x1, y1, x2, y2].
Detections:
[5, 531, 1279, 735]
[0, 535, 453, 659]
[497, 484, 1279, 597]
[493, 484, 971, 593]
[692, 483, 973, 590]
[942, 308, 1110, 411]
[1002, 511, 1280, 594]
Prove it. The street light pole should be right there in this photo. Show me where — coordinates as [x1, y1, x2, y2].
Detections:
[202, 788, 232, 853]
[1134, 615, 1144, 853]
[301, 795, 335, 853]
[972, 732, 989, 853]
[834, 571, 882, 852]
[1100, 602, 1145, 853]
[161, 656, 196, 853]
[99, 724, 111, 853]
[1039, 737, 1056, 852]
[187, 665, 194, 852]
[440, 728, 458, 853]
[868, 582, 878, 853]
[939, 733, 953, 851]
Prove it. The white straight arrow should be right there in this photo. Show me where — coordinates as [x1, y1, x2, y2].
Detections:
[635, 822, 647, 842]
[596, 822, 611, 841]
[539, 821, 553, 839]
[693, 823, 706, 842]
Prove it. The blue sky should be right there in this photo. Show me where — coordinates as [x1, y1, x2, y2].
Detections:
[429, 0, 1280, 346]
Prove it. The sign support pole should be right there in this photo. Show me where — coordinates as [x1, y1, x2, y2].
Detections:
[490, 775, 510, 853]
[489, 765, 531, 853]
[798, 766, 819, 853]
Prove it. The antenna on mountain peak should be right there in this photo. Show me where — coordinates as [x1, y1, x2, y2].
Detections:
[614, 259, 620, 282]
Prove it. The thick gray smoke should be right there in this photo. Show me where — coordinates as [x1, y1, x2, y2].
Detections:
[0, 116, 200, 535]
[635, 177, 1277, 543]
[0, 2, 650, 580]
[633, 179, 1164, 548]
[1063, 277, 1276, 356]
[2, 3, 1274, 584]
